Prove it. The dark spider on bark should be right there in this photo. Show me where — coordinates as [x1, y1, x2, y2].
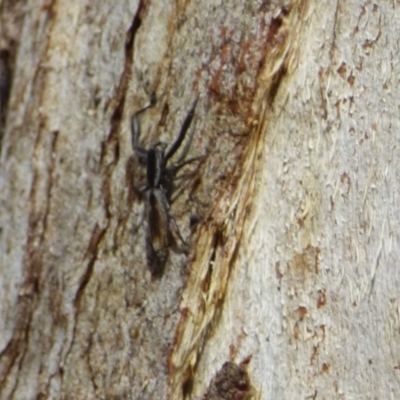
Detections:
[131, 94, 200, 275]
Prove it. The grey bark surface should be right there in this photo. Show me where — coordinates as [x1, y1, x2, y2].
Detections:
[1, 0, 400, 399]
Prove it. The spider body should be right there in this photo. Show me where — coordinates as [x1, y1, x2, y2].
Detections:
[131, 95, 199, 274]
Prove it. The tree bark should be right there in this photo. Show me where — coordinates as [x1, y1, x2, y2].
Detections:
[1, 0, 400, 399]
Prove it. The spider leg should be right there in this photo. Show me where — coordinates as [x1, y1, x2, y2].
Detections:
[169, 215, 188, 248]
[163, 155, 206, 203]
[131, 94, 156, 163]
[164, 95, 199, 163]
[169, 180, 192, 205]
[166, 154, 206, 177]
[169, 167, 202, 204]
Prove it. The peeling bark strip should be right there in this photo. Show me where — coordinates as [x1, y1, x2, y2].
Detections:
[169, 2, 310, 398]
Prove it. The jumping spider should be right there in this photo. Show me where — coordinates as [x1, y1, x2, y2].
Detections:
[131, 94, 200, 275]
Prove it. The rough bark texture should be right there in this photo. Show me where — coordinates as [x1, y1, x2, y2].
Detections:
[1, 0, 400, 399]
